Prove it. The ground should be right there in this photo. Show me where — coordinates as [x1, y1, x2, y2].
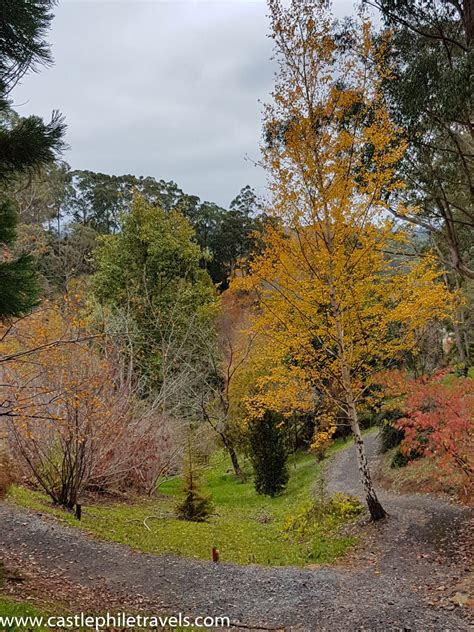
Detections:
[0, 433, 472, 631]
[6, 444, 356, 567]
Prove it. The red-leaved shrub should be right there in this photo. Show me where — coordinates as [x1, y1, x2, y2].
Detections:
[381, 370, 473, 493]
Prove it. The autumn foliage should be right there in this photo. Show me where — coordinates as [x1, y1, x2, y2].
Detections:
[233, 0, 455, 520]
[0, 298, 174, 508]
[381, 370, 473, 492]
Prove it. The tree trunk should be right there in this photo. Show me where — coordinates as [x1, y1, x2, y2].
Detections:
[347, 400, 386, 521]
[228, 444, 244, 480]
[464, 0, 474, 49]
[222, 436, 243, 480]
[453, 320, 469, 376]
[329, 285, 386, 521]
[453, 278, 471, 375]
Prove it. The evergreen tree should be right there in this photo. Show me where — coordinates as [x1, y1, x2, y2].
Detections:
[175, 438, 214, 522]
[249, 410, 289, 497]
[0, 0, 65, 320]
[368, 1, 472, 276]
[0, 200, 39, 316]
[93, 195, 216, 391]
[67, 172, 269, 288]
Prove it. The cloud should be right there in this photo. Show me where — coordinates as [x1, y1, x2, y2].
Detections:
[11, 0, 357, 207]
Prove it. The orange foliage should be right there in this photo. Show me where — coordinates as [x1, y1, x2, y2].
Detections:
[0, 300, 167, 506]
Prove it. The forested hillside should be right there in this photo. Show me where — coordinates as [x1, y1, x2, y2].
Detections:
[0, 0, 472, 630]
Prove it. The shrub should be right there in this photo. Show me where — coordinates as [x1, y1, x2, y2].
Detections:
[175, 445, 213, 522]
[175, 481, 214, 522]
[379, 418, 405, 453]
[283, 493, 363, 540]
[390, 447, 411, 468]
[381, 370, 473, 485]
[248, 410, 289, 497]
[328, 492, 364, 519]
[397, 376, 473, 480]
[1, 304, 176, 508]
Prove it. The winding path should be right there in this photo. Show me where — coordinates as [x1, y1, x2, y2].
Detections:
[1, 434, 472, 631]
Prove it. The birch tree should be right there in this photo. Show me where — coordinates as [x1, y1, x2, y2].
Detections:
[238, 0, 455, 520]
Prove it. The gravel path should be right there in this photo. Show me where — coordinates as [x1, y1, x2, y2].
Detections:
[1, 433, 472, 631]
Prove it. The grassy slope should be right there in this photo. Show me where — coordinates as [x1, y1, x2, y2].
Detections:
[9, 438, 358, 567]
[0, 598, 49, 631]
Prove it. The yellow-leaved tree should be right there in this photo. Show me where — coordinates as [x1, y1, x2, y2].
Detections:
[238, 0, 455, 520]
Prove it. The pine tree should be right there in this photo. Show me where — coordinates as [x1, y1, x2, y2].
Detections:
[175, 439, 214, 522]
[249, 410, 289, 497]
[0, 199, 40, 317]
[0, 1, 65, 320]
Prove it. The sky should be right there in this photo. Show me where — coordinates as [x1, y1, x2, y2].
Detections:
[11, 0, 359, 209]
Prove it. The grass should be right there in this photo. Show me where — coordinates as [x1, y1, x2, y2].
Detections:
[0, 597, 50, 631]
[8, 437, 359, 567]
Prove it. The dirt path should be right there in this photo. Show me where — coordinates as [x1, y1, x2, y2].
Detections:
[1, 434, 472, 631]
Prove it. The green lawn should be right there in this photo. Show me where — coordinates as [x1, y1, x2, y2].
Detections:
[0, 598, 50, 631]
[9, 438, 359, 567]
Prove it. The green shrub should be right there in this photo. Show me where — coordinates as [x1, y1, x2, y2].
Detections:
[328, 492, 364, 519]
[390, 445, 423, 468]
[175, 483, 214, 522]
[390, 447, 410, 468]
[379, 419, 405, 453]
[248, 410, 289, 497]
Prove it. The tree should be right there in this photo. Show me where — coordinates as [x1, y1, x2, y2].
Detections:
[249, 410, 289, 497]
[237, 0, 455, 520]
[93, 194, 216, 393]
[175, 436, 214, 522]
[0, 200, 39, 317]
[1, 301, 127, 508]
[66, 171, 270, 287]
[0, 1, 65, 320]
[198, 293, 257, 479]
[44, 224, 98, 292]
[69, 170, 128, 234]
[365, 0, 473, 273]
[229, 185, 262, 216]
[366, 0, 473, 369]
[206, 187, 266, 288]
[0, 6, 64, 549]
[12, 221, 99, 295]
[0, 159, 71, 228]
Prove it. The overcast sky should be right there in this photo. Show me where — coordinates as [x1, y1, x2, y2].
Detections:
[11, 0, 359, 208]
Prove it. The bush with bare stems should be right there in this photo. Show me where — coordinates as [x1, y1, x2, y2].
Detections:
[0, 303, 186, 508]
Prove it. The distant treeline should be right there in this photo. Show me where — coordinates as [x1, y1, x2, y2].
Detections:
[5, 160, 274, 290]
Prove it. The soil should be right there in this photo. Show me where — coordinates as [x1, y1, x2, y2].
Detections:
[0, 433, 472, 631]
